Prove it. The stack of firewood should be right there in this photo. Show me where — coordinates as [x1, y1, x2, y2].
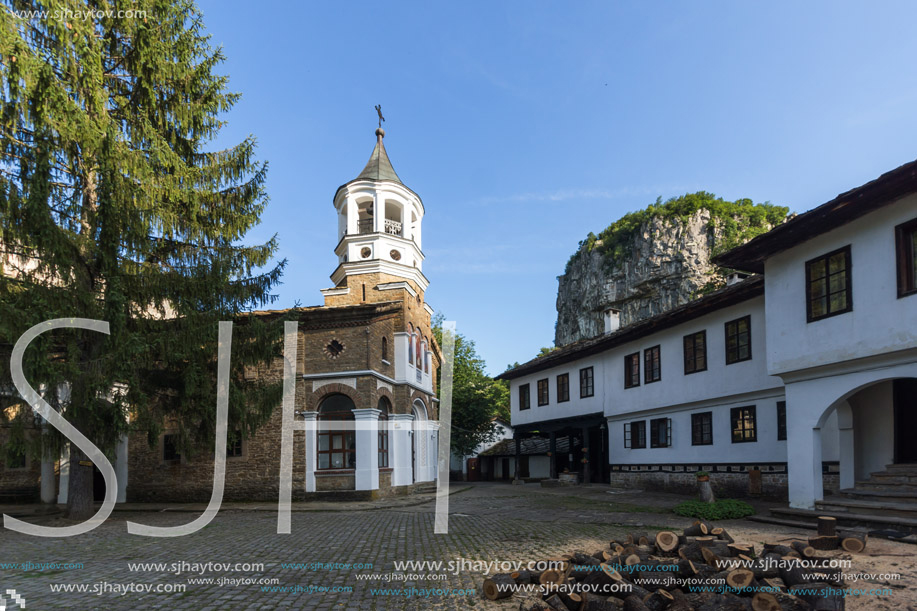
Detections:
[481, 518, 866, 610]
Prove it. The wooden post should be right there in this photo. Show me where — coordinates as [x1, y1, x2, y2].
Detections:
[549, 431, 557, 479]
[514, 436, 521, 483]
[582, 426, 591, 484]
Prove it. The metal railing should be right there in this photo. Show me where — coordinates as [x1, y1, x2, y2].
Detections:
[357, 218, 403, 236]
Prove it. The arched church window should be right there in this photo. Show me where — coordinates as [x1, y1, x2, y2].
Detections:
[317, 394, 356, 470]
[377, 396, 391, 468]
[415, 332, 422, 366]
[408, 324, 414, 365]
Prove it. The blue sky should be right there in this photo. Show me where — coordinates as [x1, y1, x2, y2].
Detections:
[198, 1, 917, 375]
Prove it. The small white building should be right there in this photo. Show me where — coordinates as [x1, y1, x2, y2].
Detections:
[499, 158, 917, 511]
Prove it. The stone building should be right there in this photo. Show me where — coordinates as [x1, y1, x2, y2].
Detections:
[124, 127, 442, 502]
[4, 127, 442, 504]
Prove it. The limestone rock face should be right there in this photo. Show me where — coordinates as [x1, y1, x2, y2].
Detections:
[555, 210, 726, 346]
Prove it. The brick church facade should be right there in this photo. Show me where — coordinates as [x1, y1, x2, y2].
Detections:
[6, 127, 442, 504]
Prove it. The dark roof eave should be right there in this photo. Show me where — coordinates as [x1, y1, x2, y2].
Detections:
[714, 158, 917, 272]
[496, 276, 764, 381]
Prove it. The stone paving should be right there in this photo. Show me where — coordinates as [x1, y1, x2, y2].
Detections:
[0, 483, 913, 610]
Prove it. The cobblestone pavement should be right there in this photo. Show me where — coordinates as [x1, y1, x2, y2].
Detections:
[1, 483, 914, 610]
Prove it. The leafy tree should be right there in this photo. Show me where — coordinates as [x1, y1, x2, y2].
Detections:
[432, 315, 508, 458]
[0, 0, 285, 518]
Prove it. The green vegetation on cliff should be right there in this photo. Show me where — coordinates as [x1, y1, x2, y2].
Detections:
[564, 192, 789, 274]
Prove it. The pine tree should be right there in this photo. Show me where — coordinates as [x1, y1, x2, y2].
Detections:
[0, 0, 286, 519]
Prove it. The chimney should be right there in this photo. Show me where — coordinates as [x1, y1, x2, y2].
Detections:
[603, 308, 621, 334]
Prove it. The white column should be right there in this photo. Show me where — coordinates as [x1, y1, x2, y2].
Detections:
[353, 408, 380, 491]
[429, 421, 440, 482]
[57, 443, 69, 504]
[390, 414, 413, 486]
[302, 412, 318, 493]
[373, 191, 385, 233]
[835, 401, 855, 491]
[115, 433, 129, 503]
[345, 197, 358, 235]
[402, 207, 412, 241]
[788, 424, 824, 509]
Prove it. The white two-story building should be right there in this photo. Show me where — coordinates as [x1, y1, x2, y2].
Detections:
[499, 158, 917, 511]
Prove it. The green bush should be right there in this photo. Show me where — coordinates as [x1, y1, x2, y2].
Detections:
[673, 499, 756, 520]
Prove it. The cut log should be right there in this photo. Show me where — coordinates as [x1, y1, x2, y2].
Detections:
[752, 554, 781, 579]
[839, 531, 867, 553]
[482, 573, 516, 600]
[790, 541, 817, 559]
[643, 589, 675, 611]
[511, 569, 535, 584]
[789, 581, 844, 610]
[558, 591, 584, 610]
[655, 531, 680, 554]
[751, 592, 781, 611]
[808, 535, 841, 551]
[752, 592, 810, 611]
[714, 528, 735, 544]
[761, 543, 794, 556]
[725, 567, 758, 593]
[762, 577, 785, 592]
[679, 542, 705, 562]
[683, 521, 710, 537]
[694, 536, 717, 547]
[676, 558, 699, 578]
[701, 546, 725, 569]
[697, 593, 752, 610]
[623, 595, 651, 611]
[779, 557, 815, 588]
[682, 591, 716, 608]
[545, 594, 571, 611]
[817, 516, 837, 537]
[583, 593, 625, 611]
[519, 597, 553, 611]
[539, 568, 567, 587]
[624, 554, 643, 567]
[627, 532, 651, 546]
[727, 544, 754, 557]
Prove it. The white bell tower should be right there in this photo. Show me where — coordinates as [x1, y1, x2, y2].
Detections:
[327, 127, 427, 293]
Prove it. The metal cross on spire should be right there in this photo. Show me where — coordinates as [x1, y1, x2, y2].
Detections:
[375, 104, 385, 128]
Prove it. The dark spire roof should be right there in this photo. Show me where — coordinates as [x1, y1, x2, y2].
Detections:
[355, 128, 402, 184]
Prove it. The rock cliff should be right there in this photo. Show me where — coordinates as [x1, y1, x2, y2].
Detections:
[554, 193, 788, 346]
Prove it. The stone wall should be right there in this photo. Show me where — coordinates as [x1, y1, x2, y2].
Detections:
[609, 462, 841, 500]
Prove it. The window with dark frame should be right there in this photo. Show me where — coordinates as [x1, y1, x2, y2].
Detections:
[683, 331, 707, 374]
[556, 373, 570, 403]
[777, 401, 787, 441]
[6, 449, 26, 469]
[624, 420, 646, 449]
[317, 394, 357, 470]
[644, 345, 661, 383]
[381, 336, 388, 361]
[624, 352, 640, 388]
[730, 406, 757, 443]
[650, 418, 672, 448]
[806, 246, 852, 321]
[725, 315, 752, 364]
[227, 431, 243, 458]
[691, 412, 713, 446]
[579, 367, 594, 398]
[537, 379, 549, 406]
[378, 397, 390, 468]
[896, 218, 917, 298]
[519, 384, 531, 411]
[163, 433, 181, 462]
